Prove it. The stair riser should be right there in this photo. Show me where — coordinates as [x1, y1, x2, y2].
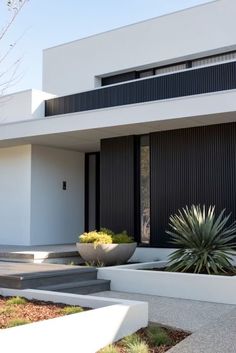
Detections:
[0, 277, 22, 289]
[51, 283, 111, 294]
[0, 256, 84, 265]
[36, 257, 84, 265]
[0, 271, 97, 289]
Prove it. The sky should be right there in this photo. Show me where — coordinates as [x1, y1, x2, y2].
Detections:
[0, 0, 215, 94]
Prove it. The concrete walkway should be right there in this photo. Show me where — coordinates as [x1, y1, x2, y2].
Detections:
[94, 291, 235, 332]
[94, 291, 236, 352]
[168, 309, 236, 353]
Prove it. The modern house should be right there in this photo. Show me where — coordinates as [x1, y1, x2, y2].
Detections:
[0, 0, 236, 253]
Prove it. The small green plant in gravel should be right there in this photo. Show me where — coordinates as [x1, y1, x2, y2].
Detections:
[59, 306, 84, 315]
[0, 306, 14, 315]
[126, 341, 149, 353]
[6, 297, 27, 305]
[121, 333, 142, 346]
[85, 260, 104, 267]
[99, 345, 119, 353]
[146, 325, 172, 346]
[122, 334, 149, 353]
[8, 318, 30, 327]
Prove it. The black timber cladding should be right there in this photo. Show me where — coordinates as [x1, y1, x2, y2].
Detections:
[150, 123, 236, 247]
[99, 123, 236, 247]
[100, 136, 135, 235]
[45, 61, 236, 116]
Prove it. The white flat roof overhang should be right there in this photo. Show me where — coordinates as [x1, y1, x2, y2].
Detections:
[0, 90, 236, 152]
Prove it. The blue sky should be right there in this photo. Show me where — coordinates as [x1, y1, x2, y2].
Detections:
[0, 0, 214, 94]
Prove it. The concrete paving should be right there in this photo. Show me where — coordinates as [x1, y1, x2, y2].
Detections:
[94, 291, 235, 333]
[167, 308, 236, 353]
[94, 291, 236, 352]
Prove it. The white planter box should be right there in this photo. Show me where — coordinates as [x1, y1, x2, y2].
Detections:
[0, 288, 148, 353]
[98, 261, 236, 305]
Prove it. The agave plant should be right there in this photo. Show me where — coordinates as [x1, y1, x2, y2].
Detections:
[166, 205, 236, 275]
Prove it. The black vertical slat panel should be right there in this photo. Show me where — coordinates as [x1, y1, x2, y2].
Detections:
[102, 71, 137, 86]
[150, 123, 236, 248]
[100, 136, 135, 235]
[45, 61, 236, 116]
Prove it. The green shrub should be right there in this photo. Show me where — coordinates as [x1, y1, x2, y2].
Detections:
[59, 306, 84, 315]
[100, 228, 115, 236]
[99, 345, 119, 353]
[121, 333, 141, 347]
[79, 231, 112, 245]
[146, 326, 172, 346]
[6, 296, 27, 305]
[112, 231, 134, 244]
[126, 341, 149, 353]
[79, 229, 134, 245]
[166, 205, 236, 274]
[8, 318, 30, 327]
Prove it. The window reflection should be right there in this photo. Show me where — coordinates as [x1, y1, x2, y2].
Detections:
[140, 135, 150, 244]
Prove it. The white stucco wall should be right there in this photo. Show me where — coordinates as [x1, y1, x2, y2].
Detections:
[0, 145, 31, 245]
[0, 89, 55, 124]
[30, 145, 84, 245]
[42, 0, 235, 96]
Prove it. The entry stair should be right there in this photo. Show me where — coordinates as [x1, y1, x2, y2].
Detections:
[0, 267, 110, 295]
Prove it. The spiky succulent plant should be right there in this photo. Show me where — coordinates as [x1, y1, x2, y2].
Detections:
[166, 205, 236, 274]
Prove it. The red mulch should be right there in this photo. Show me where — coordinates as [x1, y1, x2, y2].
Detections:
[0, 296, 84, 329]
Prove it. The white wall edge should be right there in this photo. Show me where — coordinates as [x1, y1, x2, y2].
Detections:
[98, 261, 236, 305]
[0, 288, 148, 353]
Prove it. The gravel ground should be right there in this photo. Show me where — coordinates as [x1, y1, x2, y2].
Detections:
[93, 291, 235, 332]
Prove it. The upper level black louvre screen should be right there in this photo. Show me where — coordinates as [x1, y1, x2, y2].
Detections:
[101, 71, 137, 86]
[45, 61, 236, 116]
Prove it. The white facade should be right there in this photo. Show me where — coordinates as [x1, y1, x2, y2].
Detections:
[0, 145, 84, 245]
[0, 90, 55, 124]
[30, 145, 84, 245]
[0, 145, 31, 245]
[43, 0, 235, 96]
[0, 0, 236, 246]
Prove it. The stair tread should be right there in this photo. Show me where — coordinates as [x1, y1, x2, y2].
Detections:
[39, 279, 110, 290]
[0, 267, 97, 280]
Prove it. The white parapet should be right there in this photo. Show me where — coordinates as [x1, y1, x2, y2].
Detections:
[0, 288, 148, 353]
[0, 89, 55, 124]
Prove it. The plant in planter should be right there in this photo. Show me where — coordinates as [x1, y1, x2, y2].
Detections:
[166, 205, 236, 275]
[77, 229, 136, 266]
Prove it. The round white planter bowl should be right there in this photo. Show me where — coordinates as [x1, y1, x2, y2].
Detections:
[76, 242, 137, 266]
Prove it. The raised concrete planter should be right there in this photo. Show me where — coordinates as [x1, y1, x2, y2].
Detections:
[0, 288, 148, 353]
[98, 261, 236, 305]
[76, 242, 137, 266]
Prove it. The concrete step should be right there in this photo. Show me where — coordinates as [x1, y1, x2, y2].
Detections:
[0, 256, 84, 265]
[0, 267, 97, 289]
[39, 279, 111, 294]
[0, 249, 83, 265]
